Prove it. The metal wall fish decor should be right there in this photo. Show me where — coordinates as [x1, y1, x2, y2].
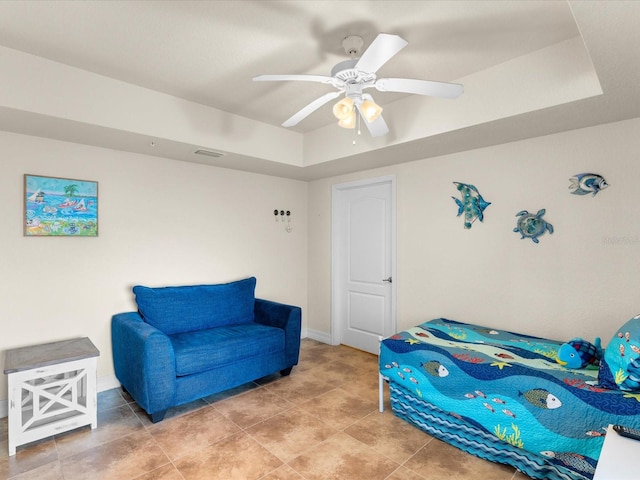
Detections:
[513, 209, 554, 244]
[569, 173, 609, 196]
[452, 182, 491, 229]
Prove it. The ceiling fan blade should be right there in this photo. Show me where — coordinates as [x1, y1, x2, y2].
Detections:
[356, 100, 389, 137]
[253, 74, 337, 85]
[355, 34, 408, 74]
[375, 78, 464, 99]
[282, 91, 341, 127]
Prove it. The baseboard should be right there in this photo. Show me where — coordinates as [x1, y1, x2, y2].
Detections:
[306, 328, 333, 345]
[98, 374, 121, 392]
[0, 375, 121, 419]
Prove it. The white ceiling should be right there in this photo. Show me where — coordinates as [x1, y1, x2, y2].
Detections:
[0, 1, 638, 180]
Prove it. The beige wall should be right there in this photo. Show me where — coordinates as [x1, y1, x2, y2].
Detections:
[0, 131, 308, 404]
[2, 117, 639, 411]
[308, 118, 640, 345]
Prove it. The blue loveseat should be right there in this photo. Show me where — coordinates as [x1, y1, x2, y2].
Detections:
[111, 277, 301, 422]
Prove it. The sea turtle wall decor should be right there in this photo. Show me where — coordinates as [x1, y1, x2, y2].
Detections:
[513, 209, 554, 243]
[569, 173, 609, 196]
[452, 182, 491, 229]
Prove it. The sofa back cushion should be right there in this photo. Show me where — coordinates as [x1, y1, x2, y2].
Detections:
[133, 277, 256, 335]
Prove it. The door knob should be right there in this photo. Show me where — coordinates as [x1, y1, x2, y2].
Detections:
[382, 277, 392, 283]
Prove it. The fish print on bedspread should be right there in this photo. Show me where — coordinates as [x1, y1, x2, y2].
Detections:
[382, 357, 601, 477]
[380, 318, 640, 478]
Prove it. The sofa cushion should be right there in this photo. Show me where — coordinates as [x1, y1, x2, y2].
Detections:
[133, 277, 256, 335]
[169, 323, 285, 377]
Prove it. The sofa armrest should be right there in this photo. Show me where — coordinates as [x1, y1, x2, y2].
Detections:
[254, 298, 301, 367]
[111, 312, 176, 415]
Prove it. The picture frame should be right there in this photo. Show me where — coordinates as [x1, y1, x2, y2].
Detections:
[24, 174, 98, 237]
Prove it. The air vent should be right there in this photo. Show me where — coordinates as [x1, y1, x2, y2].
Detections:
[194, 149, 226, 158]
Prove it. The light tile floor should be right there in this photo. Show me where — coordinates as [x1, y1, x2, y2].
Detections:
[0, 339, 534, 479]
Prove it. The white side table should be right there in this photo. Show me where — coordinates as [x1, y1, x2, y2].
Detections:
[3, 337, 99, 456]
[593, 424, 640, 480]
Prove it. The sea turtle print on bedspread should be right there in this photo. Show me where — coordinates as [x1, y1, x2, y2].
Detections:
[379, 319, 640, 480]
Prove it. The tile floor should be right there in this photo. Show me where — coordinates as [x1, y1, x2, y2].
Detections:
[0, 339, 534, 479]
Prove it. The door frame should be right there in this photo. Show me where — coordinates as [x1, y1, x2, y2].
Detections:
[330, 175, 397, 348]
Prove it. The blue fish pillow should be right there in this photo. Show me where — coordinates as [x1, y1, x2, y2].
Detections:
[557, 337, 602, 369]
[598, 314, 640, 391]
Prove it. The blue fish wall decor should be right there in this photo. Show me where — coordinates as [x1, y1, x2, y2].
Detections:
[569, 173, 609, 196]
[452, 182, 491, 229]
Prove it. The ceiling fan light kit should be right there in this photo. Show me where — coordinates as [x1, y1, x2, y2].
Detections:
[338, 110, 357, 129]
[332, 97, 354, 120]
[360, 99, 383, 123]
[332, 95, 381, 129]
[253, 33, 463, 138]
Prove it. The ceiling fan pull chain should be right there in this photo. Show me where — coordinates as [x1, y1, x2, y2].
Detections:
[353, 113, 361, 145]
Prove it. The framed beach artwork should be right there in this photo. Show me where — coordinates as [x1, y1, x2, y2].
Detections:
[24, 174, 98, 236]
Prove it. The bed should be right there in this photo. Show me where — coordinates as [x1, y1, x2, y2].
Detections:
[378, 318, 640, 480]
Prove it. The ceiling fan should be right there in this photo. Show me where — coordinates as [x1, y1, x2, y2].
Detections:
[253, 33, 463, 137]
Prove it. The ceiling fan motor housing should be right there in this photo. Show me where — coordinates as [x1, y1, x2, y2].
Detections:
[330, 59, 376, 85]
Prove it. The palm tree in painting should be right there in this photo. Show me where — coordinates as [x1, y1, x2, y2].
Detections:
[64, 184, 79, 198]
[59, 183, 80, 208]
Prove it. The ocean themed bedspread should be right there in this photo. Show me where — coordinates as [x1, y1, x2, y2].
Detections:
[380, 319, 640, 479]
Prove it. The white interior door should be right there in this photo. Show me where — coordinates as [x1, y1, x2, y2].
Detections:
[332, 176, 396, 354]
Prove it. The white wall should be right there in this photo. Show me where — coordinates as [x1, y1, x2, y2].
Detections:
[0, 132, 308, 405]
[2, 117, 639, 413]
[308, 118, 640, 346]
